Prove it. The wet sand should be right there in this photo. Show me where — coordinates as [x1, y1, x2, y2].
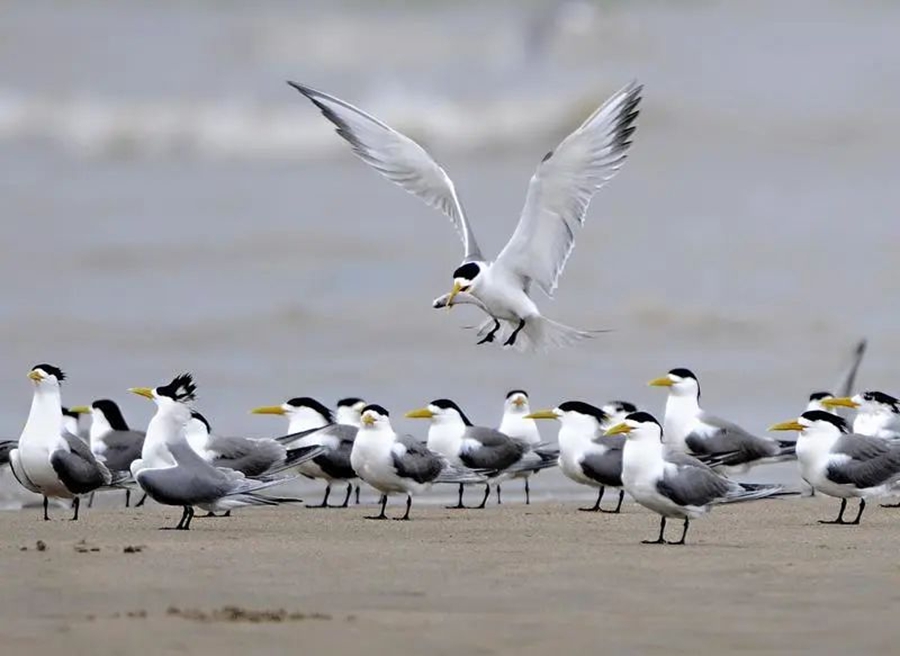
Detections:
[1, 498, 899, 655]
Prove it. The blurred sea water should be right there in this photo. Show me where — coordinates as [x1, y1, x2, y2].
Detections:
[1, 0, 898, 505]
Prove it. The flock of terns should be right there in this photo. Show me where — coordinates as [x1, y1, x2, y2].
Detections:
[3, 341, 900, 544]
[2, 82, 897, 545]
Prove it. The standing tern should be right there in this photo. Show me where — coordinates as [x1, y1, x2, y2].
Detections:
[129, 374, 307, 530]
[251, 397, 358, 508]
[607, 412, 786, 545]
[406, 399, 556, 508]
[649, 368, 795, 470]
[71, 399, 146, 507]
[350, 405, 484, 520]
[289, 80, 641, 352]
[497, 390, 544, 504]
[9, 365, 117, 520]
[770, 411, 900, 523]
[527, 401, 626, 512]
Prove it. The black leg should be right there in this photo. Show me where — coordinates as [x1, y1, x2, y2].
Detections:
[602, 489, 625, 514]
[125, 489, 131, 508]
[355, 485, 361, 505]
[643, 516, 667, 544]
[366, 494, 389, 520]
[180, 506, 195, 530]
[223, 510, 231, 517]
[135, 493, 147, 508]
[307, 484, 332, 508]
[496, 484, 502, 505]
[339, 482, 353, 508]
[70, 497, 80, 521]
[503, 319, 526, 347]
[475, 483, 491, 509]
[525, 478, 531, 505]
[446, 483, 466, 509]
[850, 498, 866, 525]
[819, 498, 849, 524]
[395, 494, 412, 521]
[88, 491, 95, 509]
[669, 518, 689, 545]
[477, 319, 501, 345]
[579, 487, 604, 512]
[43, 496, 50, 521]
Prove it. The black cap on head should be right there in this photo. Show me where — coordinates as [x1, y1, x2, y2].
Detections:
[452, 262, 481, 281]
[190, 411, 211, 433]
[337, 397, 365, 408]
[156, 373, 197, 403]
[92, 399, 129, 431]
[32, 364, 65, 382]
[800, 410, 848, 431]
[506, 389, 528, 399]
[861, 391, 900, 412]
[808, 391, 833, 402]
[625, 411, 661, 427]
[557, 401, 608, 423]
[285, 397, 333, 422]
[362, 404, 389, 417]
[607, 400, 637, 414]
[430, 399, 473, 426]
[668, 368, 696, 380]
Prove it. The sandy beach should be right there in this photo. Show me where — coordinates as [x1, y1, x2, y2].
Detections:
[2, 498, 899, 655]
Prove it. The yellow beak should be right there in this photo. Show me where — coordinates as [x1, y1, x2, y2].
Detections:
[524, 410, 558, 420]
[405, 408, 435, 419]
[69, 405, 91, 414]
[821, 397, 859, 409]
[605, 422, 632, 436]
[648, 376, 674, 387]
[27, 370, 44, 382]
[129, 387, 155, 400]
[768, 419, 805, 432]
[251, 406, 287, 416]
[446, 281, 463, 310]
[361, 414, 376, 426]
[513, 398, 525, 408]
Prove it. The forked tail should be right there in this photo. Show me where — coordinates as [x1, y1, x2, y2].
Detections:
[513, 315, 601, 353]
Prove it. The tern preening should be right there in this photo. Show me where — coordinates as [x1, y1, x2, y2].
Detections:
[290, 80, 641, 352]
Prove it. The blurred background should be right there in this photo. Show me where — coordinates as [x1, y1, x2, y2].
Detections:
[1, 0, 898, 504]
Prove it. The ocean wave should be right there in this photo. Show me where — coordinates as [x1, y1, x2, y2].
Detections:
[0, 87, 596, 161]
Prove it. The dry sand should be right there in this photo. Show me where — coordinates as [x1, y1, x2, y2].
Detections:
[1, 497, 899, 655]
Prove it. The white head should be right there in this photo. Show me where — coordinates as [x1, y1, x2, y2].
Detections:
[85, 399, 130, 439]
[600, 400, 639, 429]
[605, 411, 664, 443]
[805, 391, 836, 414]
[62, 406, 87, 436]
[850, 391, 899, 417]
[129, 373, 196, 423]
[405, 399, 472, 428]
[27, 364, 66, 394]
[359, 404, 393, 433]
[648, 368, 700, 400]
[527, 400, 608, 435]
[503, 390, 532, 416]
[251, 397, 332, 431]
[446, 261, 485, 305]
[770, 410, 847, 438]
[336, 397, 366, 427]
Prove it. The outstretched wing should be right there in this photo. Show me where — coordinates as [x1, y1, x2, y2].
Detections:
[496, 81, 641, 296]
[289, 82, 482, 261]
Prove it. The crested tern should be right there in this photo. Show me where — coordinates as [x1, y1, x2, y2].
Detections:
[528, 401, 626, 512]
[71, 399, 146, 507]
[770, 411, 900, 523]
[406, 399, 556, 508]
[62, 407, 88, 441]
[251, 397, 358, 508]
[336, 397, 367, 504]
[497, 390, 543, 504]
[9, 365, 117, 520]
[649, 368, 795, 470]
[823, 392, 900, 440]
[607, 412, 786, 545]
[129, 374, 305, 530]
[351, 404, 484, 520]
[289, 80, 641, 351]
